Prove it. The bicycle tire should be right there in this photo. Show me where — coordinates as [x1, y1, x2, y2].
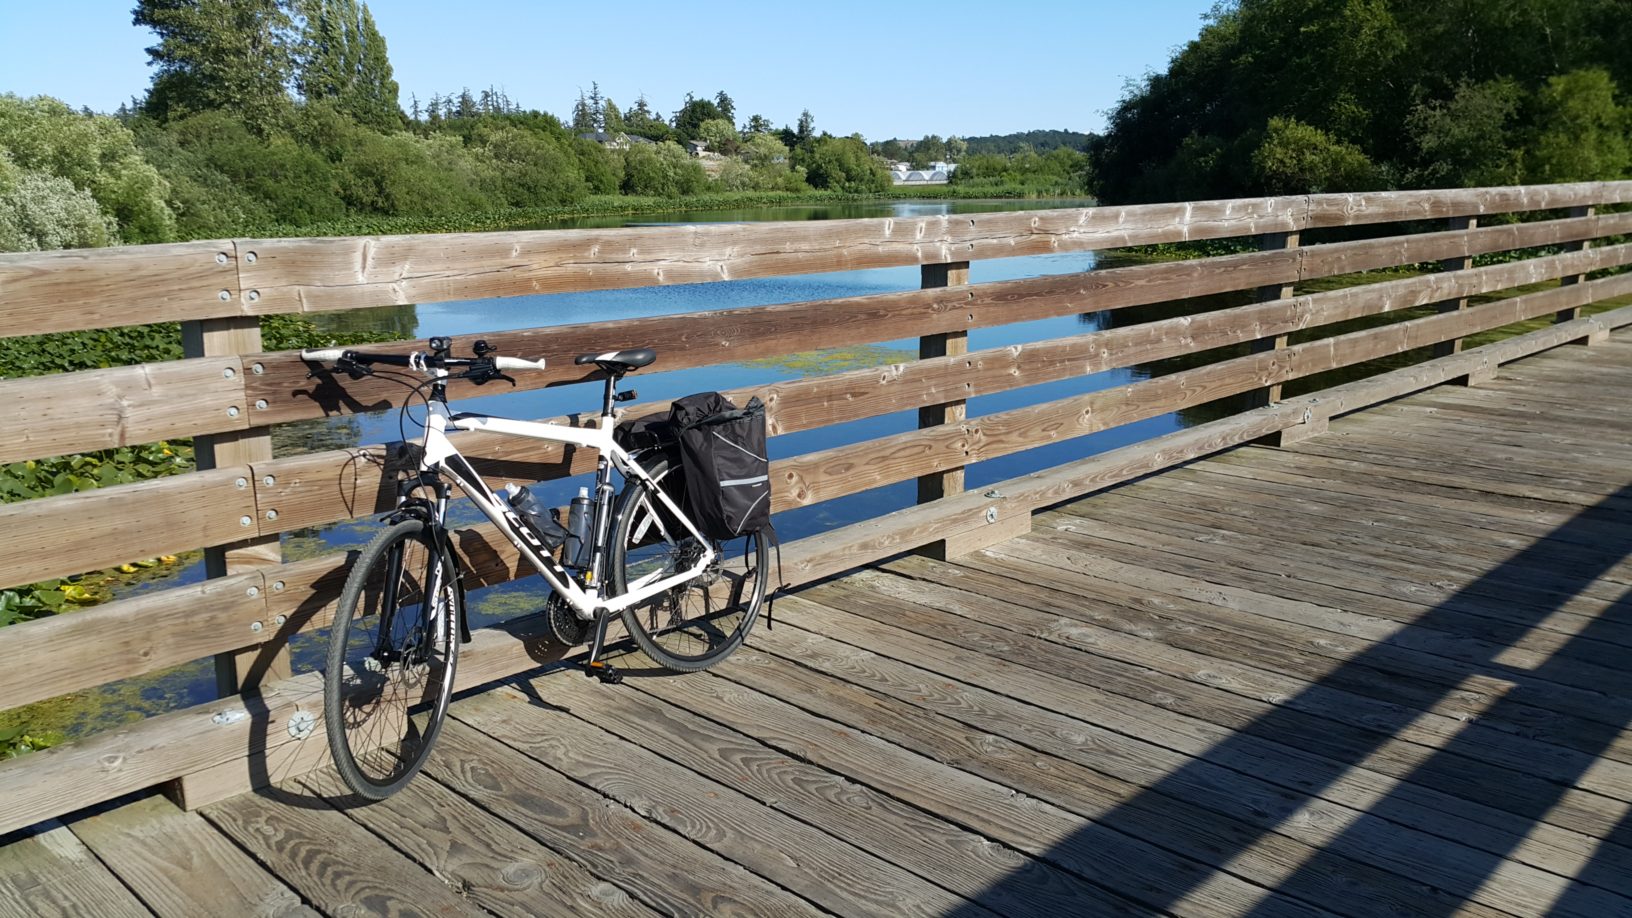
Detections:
[324, 518, 460, 800]
[610, 456, 767, 672]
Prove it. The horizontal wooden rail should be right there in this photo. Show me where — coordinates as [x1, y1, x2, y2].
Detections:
[9, 260, 1630, 707]
[5, 182, 1630, 340]
[6, 238, 1630, 590]
[4, 301, 1628, 836]
[10, 208, 1631, 466]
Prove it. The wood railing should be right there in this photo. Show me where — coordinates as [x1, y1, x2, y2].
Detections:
[3, 181, 1631, 833]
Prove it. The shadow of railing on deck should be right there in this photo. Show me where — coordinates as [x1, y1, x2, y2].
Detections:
[947, 481, 1632, 916]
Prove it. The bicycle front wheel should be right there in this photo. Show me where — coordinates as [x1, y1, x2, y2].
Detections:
[610, 457, 767, 672]
[324, 518, 460, 800]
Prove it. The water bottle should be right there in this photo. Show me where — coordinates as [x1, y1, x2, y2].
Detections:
[566, 486, 593, 567]
[502, 483, 567, 550]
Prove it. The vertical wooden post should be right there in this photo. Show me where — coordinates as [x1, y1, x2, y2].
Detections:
[1245, 231, 1299, 410]
[1430, 216, 1478, 360]
[182, 316, 288, 696]
[916, 261, 970, 504]
[1558, 205, 1595, 337]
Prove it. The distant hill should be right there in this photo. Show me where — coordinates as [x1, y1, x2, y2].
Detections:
[962, 130, 1094, 155]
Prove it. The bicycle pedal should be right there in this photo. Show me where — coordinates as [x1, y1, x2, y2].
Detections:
[584, 660, 623, 684]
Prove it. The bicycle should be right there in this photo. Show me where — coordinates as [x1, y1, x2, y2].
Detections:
[302, 337, 769, 799]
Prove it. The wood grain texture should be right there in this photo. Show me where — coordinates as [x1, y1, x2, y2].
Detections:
[426, 718, 825, 917]
[0, 240, 242, 338]
[236, 198, 1308, 314]
[454, 688, 990, 918]
[239, 247, 1302, 425]
[245, 237, 1632, 537]
[70, 795, 313, 918]
[0, 823, 151, 918]
[299, 767, 656, 918]
[0, 357, 247, 464]
[521, 668, 1101, 917]
[202, 790, 473, 916]
[1304, 181, 1632, 227]
[0, 572, 266, 712]
[0, 467, 257, 590]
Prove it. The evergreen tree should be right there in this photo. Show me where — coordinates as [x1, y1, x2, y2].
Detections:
[714, 90, 735, 124]
[602, 97, 624, 134]
[132, 0, 294, 132]
[456, 88, 476, 119]
[295, 0, 400, 130]
[587, 82, 605, 131]
[743, 113, 772, 135]
[571, 91, 596, 133]
[795, 109, 815, 146]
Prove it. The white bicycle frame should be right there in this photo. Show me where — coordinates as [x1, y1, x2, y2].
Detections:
[418, 396, 716, 621]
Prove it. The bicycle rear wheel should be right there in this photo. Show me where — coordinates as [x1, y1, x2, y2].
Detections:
[324, 518, 460, 799]
[610, 457, 767, 672]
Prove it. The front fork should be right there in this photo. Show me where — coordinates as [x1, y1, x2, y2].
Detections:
[387, 473, 471, 653]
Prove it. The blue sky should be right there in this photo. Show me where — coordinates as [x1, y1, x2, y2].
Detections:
[0, 1, 1218, 138]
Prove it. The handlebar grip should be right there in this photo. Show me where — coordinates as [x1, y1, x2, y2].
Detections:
[493, 356, 548, 371]
[301, 348, 351, 362]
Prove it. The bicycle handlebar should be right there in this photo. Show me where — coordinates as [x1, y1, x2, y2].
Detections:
[299, 348, 547, 372]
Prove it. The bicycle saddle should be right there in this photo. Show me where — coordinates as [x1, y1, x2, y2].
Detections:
[575, 348, 656, 373]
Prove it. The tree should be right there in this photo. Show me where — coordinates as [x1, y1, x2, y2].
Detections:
[0, 94, 176, 243]
[0, 152, 119, 252]
[696, 118, 738, 154]
[743, 113, 772, 135]
[621, 140, 706, 196]
[713, 91, 736, 124]
[671, 94, 726, 141]
[795, 109, 815, 146]
[571, 91, 596, 133]
[602, 97, 624, 134]
[1526, 68, 1630, 182]
[624, 95, 669, 141]
[586, 82, 605, 131]
[795, 135, 890, 192]
[1405, 78, 1524, 187]
[133, 0, 295, 132]
[1251, 116, 1377, 194]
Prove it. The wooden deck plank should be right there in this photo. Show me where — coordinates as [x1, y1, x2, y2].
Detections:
[743, 601, 1625, 901]
[798, 572, 1632, 840]
[884, 550, 1632, 782]
[508, 667, 1099, 918]
[944, 545, 1632, 770]
[769, 593, 1632, 918]
[0, 824, 152, 918]
[1152, 466, 1632, 595]
[69, 795, 313, 918]
[1083, 488, 1632, 611]
[1073, 470, 1632, 648]
[424, 718, 824, 917]
[623, 650, 1319, 918]
[449, 686, 995, 918]
[200, 791, 475, 916]
[1033, 523, 1632, 739]
[710, 629, 1520, 918]
[297, 767, 656, 918]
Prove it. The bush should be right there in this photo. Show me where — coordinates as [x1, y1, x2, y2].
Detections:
[1251, 116, 1378, 194]
[796, 136, 891, 193]
[0, 154, 118, 252]
[0, 94, 176, 243]
[622, 141, 707, 197]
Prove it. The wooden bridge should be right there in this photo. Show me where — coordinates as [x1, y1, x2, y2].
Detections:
[2, 182, 1631, 916]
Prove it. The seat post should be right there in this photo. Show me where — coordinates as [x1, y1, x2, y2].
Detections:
[600, 372, 620, 418]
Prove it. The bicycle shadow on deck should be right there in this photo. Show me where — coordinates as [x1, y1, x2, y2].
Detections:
[945, 480, 1632, 917]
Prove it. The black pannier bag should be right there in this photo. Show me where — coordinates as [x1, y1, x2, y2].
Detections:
[614, 410, 686, 546]
[668, 392, 776, 543]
